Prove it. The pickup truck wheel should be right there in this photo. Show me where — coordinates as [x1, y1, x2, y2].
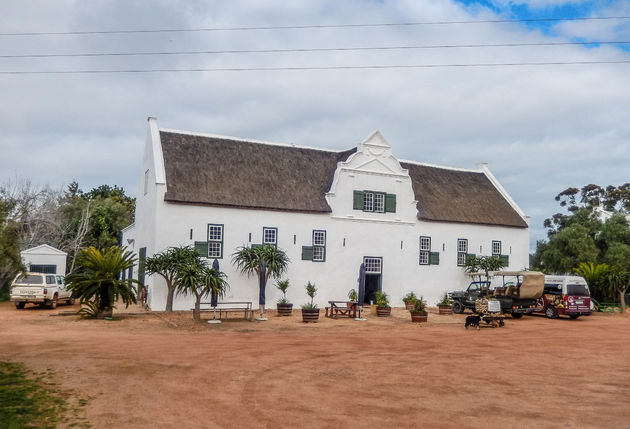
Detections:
[452, 301, 464, 314]
[48, 295, 58, 309]
[545, 306, 557, 319]
[511, 312, 523, 319]
[15, 302, 25, 309]
[66, 298, 75, 305]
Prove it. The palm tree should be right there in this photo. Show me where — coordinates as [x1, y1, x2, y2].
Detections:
[232, 244, 290, 284]
[177, 259, 229, 321]
[232, 244, 290, 317]
[573, 262, 611, 301]
[146, 246, 199, 312]
[66, 246, 138, 319]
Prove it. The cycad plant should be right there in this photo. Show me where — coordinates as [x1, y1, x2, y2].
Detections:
[276, 279, 290, 304]
[301, 281, 318, 310]
[66, 246, 138, 319]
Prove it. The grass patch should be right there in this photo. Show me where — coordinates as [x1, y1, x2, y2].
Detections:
[0, 362, 88, 429]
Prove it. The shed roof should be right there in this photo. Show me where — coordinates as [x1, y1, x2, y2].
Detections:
[159, 130, 527, 228]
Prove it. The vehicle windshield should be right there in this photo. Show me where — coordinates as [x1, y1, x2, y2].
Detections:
[567, 284, 590, 296]
[14, 275, 43, 285]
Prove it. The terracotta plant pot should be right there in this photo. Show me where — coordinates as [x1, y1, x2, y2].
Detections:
[301, 308, 320, 323]
[376, 306, 391, 317]
[276, 303, 293, 316]
[438, 305, 453, 315]
[410, 311, 428, 323]
[404, 302, 415, 311]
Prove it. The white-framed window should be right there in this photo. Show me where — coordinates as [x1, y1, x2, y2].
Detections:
[363, 192, 374, 212]
[364, 257, 382, 274]
[419, 236, 431, 265]
[492, 240, 501, 256]
[313, 230, 326, 262]
[207, 224, 224, 258]
[457, 238, 468, 266]
[263, 227, 277, 246]
[374, 193, 385, 213]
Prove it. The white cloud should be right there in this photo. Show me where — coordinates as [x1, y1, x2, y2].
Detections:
[0, 0, 628, 252]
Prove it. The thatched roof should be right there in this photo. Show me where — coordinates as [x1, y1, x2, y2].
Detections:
[161, 131, 356, 213]
[160, 130, 527, 227]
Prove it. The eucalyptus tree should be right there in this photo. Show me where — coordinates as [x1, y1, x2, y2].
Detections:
[146, 246, 199, 312]
[66, 246, 138, 319]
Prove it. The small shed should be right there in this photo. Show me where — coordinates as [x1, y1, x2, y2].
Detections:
[21, 244, 67, 275]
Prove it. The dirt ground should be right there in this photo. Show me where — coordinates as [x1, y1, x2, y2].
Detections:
[1, 302, 629, 429]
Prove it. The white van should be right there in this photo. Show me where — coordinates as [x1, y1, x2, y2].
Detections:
[533, 275, 591, 319]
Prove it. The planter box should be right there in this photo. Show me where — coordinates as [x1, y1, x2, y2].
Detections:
[410, 312, 428, 323]
[376, 306, 391, 317]
[276, 303, 293, 316]
[404, 302, 415, 311]
[301, 308, 320, 323]
[438, 305, 453, 315]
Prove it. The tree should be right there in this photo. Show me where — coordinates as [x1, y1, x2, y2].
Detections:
[535, 224, 599, 274]
[573, 262, 611, 302]
[463, 255, 506, 281]
[0, 197, 24, 297]
[146, 246, 200, 312]
[231, 245, 290, 284]
[66, 246, 138, 319]
[176, 259, 229, 321]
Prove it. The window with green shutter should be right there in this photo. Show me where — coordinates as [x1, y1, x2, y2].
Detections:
[194, 241, 209, 258]
[499, 254, 509, 266]
[429, 252, 440, 265]
[138, 247, 147, 286]
[385, 194, 396, 212]
[353, 191, 364, 210]
[301, 246, 314, 261]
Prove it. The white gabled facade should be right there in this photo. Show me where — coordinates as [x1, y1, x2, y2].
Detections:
[123, 118, 530, 310]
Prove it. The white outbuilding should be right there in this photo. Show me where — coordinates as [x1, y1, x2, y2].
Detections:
[122, 117, 530, 310]
[21, 244, 67, 275]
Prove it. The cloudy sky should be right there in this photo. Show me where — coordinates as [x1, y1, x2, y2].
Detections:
[1, 0, 629, 250]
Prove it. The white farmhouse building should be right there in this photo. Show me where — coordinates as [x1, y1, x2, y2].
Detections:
[123, 117, 530, 310]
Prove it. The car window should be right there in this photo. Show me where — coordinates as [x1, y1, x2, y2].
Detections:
[544, 284, 562, 295]
[567, 284, 590, 296]
[56, 275, 63, 285]
[46, 275, 56, 284]
[14, 275, 43, 285]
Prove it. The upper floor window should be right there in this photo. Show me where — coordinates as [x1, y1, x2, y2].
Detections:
[312, 230, 326, 262]
[208, 224, 224, 258]
[419, 236, 431, 265]
[263, 227, 278, 246]
[353, 190, 396, 213]
[457, 239, 468, 266]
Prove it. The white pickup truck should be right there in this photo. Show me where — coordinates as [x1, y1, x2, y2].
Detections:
[10, 272, 74, 309]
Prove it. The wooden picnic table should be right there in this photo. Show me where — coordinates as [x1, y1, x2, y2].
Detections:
[325, 301, 362, 319]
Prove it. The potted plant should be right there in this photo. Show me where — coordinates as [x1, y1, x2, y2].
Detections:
[347, 288, 358, 308]
[275, 279, 292, 316]
[410, 296, 428, 323]
[375, 291, 391, 317]
[402, 291, 418, 310]
[436, 292, 453, 315]
[301, 281, 320, 323]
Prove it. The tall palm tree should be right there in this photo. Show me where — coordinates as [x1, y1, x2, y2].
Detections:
[66, 246, 138, 319]
[146, 246, 199, 312]
[177, 259, 229, 321]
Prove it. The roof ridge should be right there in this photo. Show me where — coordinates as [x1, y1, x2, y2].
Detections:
[159, 128, 352, 154]
[400, 159, 482, 173]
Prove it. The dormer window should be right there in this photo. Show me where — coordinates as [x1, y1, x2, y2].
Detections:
[353, 190, 396, 213]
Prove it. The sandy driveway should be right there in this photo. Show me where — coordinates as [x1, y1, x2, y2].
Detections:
[1, 302, 629, 428]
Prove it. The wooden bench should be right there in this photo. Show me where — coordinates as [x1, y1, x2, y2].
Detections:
[325, 301, 362, 319]
[198, 301, 255, 321]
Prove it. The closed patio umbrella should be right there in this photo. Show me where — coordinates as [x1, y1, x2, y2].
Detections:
[257, 261, 268, 320]
[208, 259, 221, 324]
[356, 263, 366, 321]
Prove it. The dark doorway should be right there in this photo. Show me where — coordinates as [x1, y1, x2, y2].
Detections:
[364, 274, 381, 305]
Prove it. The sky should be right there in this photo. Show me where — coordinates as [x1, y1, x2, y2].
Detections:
[1, 0, 629, 251]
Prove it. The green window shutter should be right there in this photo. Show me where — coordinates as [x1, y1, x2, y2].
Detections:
[138, 247, 147, 288]
[385, 194, 397, 213]
[353, 191, 364, 210]
[301, 246, 313, 261]
[499, 255, 509, 266]
[251, 243, 262, 248]
[194, 241, 209, 258]
[429, 252, 440, 265]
